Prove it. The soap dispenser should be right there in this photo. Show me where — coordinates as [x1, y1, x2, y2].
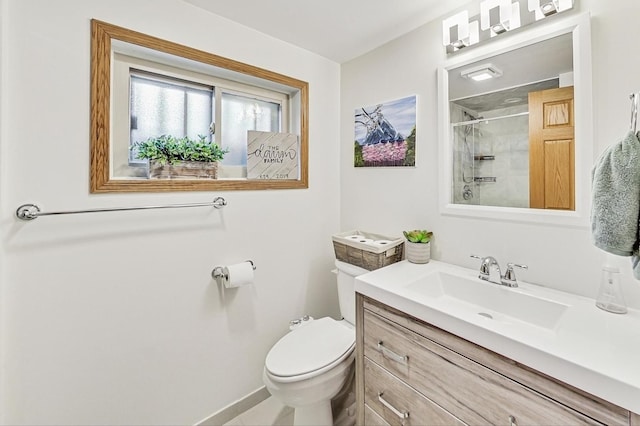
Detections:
[595, 265, 627, 314]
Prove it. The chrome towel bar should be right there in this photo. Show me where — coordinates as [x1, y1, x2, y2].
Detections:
[16, 196, 227, 221]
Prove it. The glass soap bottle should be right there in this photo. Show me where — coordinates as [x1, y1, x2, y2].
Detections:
[595, 265, 627, 314]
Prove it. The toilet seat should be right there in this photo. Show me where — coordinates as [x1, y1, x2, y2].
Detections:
[265, 317, 355, 383]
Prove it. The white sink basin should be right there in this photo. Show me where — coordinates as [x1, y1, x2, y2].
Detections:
[355, 260, 640, 414]
[404, 270, 569, 330]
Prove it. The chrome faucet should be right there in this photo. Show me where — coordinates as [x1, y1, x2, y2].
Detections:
[470, 255, 528, 288]
[502, 263, 529, 287]
[471, 255, 502, 284]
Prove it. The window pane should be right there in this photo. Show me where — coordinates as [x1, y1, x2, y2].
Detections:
[130, 76, 185, 142]
[129, 74, 213, 162]
[221, 93, 280, 166]
[186, 90, 214, 140]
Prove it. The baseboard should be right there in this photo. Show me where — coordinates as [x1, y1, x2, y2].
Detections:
[194, 386, 271, 426]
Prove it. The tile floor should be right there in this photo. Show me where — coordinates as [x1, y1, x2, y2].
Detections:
[223, 396, 294, 426]
[222, 395, 357, 426]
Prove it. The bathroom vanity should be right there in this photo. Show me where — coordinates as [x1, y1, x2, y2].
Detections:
[354, 260, 640, 425]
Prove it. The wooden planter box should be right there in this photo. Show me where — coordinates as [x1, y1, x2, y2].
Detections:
[148, 160, 218, 179]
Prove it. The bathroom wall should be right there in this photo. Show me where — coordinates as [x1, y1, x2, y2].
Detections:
[0, 0, 7, 420]
[341, 0, 640, 307]
[0, 0, 341, 424]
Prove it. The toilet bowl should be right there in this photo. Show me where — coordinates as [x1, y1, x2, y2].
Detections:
[262, 260, 368, 426]
[263, 318, 355, 425]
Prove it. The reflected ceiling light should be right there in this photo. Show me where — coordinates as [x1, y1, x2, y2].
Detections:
[480, 0, 521, 37]
[460, 63, 503, 81]
[528, 0, 574, 21]
[442, 10, 479, 51]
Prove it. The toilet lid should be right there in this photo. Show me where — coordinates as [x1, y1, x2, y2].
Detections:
[265, 317, 355, 377]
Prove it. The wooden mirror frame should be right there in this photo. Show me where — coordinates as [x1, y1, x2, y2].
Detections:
[90, 19, 309, 193]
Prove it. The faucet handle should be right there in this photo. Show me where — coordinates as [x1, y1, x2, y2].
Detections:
[507, 263, 528, 269]
[502, 263, 528, 287]
[470, 254, 486, 268]
[470, 255, 491, 278]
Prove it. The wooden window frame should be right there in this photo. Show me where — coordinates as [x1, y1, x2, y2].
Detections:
[90, 19, 308, 193]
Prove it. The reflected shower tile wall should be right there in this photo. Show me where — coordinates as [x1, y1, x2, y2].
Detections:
[472, 106, 529, 208]
[449, 103, 530, 208]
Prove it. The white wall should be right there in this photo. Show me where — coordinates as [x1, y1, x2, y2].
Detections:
[0, 0, 7, 421]
[0, 0, 340, 424]
[341, 0, 640, 307]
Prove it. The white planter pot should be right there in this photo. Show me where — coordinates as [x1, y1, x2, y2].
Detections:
[405, 241, 431, 264]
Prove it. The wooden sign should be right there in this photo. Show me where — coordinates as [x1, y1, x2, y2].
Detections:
[247, 131, 299, 180]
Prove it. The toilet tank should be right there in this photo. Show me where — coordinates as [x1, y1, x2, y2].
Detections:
[335, 260, 369, 325]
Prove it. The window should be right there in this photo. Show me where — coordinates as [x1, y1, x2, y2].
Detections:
[110, 51, 290, 179]
[91, 20, 308, 192]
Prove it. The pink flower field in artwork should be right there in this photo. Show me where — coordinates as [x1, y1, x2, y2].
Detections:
[362, 140, 408, 166]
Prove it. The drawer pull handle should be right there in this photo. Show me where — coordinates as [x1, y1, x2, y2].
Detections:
[377, 341, 408, 365]
[378, 392, 409, 420]
[509, 415, 518, 426]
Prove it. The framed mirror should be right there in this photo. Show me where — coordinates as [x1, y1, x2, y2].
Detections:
[90, 20, 308, 193]
[437, 12, 593, 226]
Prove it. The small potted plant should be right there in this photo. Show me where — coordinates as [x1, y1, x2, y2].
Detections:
[402, 229, 433, 264]
[131, 134, 228, 179]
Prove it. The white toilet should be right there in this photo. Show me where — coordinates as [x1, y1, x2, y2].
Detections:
[262, 260, 368, 426]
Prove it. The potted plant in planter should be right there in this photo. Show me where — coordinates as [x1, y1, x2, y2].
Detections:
[402, 229, 433, 264]
[131, 134, 229, 179]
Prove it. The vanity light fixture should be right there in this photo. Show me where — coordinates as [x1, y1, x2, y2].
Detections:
[480, 0, 521, 37]
[442, 0, 575, 53]
[460, 63, 503, 81]
[528, 0, 574, 21]
[442, 10, 479, 51]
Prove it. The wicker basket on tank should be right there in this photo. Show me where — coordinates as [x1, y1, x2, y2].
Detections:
[332, 230, 404, 271]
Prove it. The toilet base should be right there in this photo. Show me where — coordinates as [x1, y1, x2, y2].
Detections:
[293, 401, 332, 426]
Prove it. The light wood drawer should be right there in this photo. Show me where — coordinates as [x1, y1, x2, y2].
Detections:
[364, 358, 465, 426]
[364, 309, 603, 425]
[364, 403, 391, 426]
[363, 297, 628, 425]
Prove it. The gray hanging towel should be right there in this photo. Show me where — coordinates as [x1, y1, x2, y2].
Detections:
[591, 131, 640, 277]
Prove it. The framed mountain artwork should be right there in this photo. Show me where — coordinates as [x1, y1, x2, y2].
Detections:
[354, 95, 416, 167]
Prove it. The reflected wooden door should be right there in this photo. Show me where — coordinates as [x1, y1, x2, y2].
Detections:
[529, 86, 575, 210]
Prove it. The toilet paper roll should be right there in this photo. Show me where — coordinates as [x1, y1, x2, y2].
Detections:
[224, 262, 255, 288]
[371, 240, 393, 246]
[344, 235, 364, 241]
[354, 238, 374, 244]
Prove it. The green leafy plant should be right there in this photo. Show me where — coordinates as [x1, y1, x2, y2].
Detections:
[403, 229, 433, 244]
[131, 135, 228, 165]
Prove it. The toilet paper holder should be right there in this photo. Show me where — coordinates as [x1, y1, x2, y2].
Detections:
[211, 260, 256, 286]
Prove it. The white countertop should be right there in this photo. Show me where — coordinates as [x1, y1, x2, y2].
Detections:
[355, 260, 640, 414]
